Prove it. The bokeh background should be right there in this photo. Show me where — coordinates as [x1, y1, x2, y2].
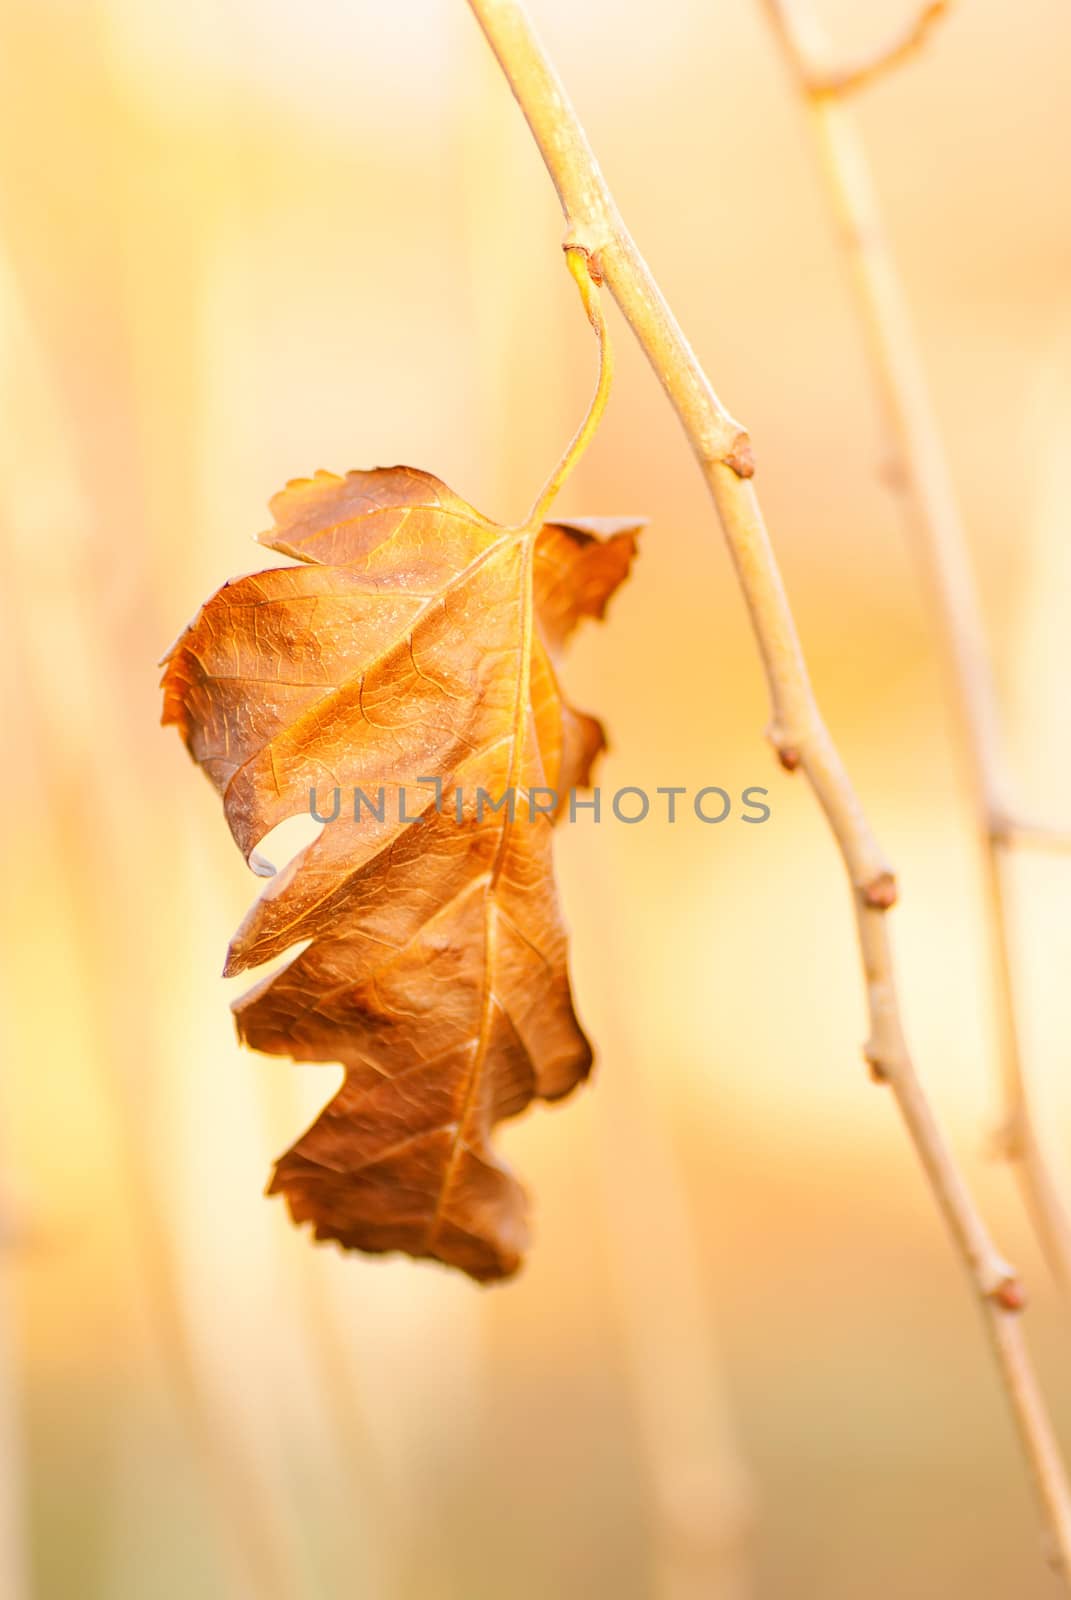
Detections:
[2, 0, 1070, 1594]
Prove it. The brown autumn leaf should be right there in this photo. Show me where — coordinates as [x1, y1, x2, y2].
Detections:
[162, 466, 639, 1281]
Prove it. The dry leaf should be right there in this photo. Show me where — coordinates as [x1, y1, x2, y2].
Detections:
[162, 466, 638, 1280]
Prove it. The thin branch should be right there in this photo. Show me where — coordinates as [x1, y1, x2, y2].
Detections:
[803, 1, 951, 97]
[465, 127, 755, 1593]
[995, 818, 1071, 855]
[464, 0, 1071, 1578]
[762, 0, 1071, 1302]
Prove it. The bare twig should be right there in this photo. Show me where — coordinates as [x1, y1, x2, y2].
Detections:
[461, 109, 755, 1589]
[762, 0, 1071, 1301]
[802, 1, 951, 97]
[463, 0, 1071, 1577]
[996, 819, 1071, 856]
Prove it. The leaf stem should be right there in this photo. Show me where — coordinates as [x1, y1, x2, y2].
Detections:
[524, 243, 614, 528]
[464, 0, 1071, 1578]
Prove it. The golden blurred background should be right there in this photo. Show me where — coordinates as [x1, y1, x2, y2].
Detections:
[2, 0, 1070, 1594]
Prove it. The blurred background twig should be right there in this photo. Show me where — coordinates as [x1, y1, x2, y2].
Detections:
[0, 242, 311, 1599]
[762, 0, 1071, 1300]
